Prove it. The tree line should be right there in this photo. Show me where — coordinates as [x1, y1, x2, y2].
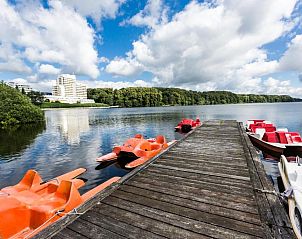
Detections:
[87, 87, 301, 107]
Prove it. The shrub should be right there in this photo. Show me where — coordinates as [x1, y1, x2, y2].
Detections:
[0, 83, 45, 128]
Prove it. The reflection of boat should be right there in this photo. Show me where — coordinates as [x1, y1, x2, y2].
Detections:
[96, 134, 175, 169]
[278, 155, 302, 239]
[0, 169, 120, 238]
[248, 131, 302, 159]
[175, 118, 201, 133]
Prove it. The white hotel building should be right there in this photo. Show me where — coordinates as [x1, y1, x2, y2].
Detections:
[47, 74, 94, 104]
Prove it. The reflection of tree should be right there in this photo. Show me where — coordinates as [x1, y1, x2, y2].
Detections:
[0, 123, 45, 156]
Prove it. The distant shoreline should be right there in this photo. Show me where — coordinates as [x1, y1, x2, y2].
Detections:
[40, 102, 114, 109]
[41, 101, 302, 110]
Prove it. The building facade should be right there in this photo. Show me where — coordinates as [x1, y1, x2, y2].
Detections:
[50, 74, 94, 103]
[7, 82, 32, 94]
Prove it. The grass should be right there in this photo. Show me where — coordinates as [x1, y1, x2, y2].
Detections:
[41, 102, 109, 108]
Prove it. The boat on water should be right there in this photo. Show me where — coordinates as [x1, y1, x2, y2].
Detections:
[175, 118, 201, 133]
[246, 119, 276, 133]
[246, 120, 302, 159]
[278, 155, 302, 239]
[96, 134, 176, 169]
[0, 169, 120, 239]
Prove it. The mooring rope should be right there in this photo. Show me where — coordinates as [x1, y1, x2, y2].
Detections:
[23, 208, 83, 238]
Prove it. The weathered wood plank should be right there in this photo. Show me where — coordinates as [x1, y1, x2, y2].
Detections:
[145, 166, 253, 189]
[120, 184, 262, 225]
[67, 218, 125, 239]
[125, 178, 260, 214]
[80, 210, 167, 239]
[102, 196, 262, 239]
[136, 170, 255, 197]
[159, 154, 249, 167]
[128, 176, 257, 205]
[154, 159, 251, 177]
[238, 123, 294, 238]
[111, 189, 265, 236]
[151, 163, 251, 181]
[52, 228, 88, 239]
[96, 202, 209, 239]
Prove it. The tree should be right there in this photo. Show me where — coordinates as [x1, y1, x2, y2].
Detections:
[0, 84, 45, 128]
[87, 87, 298, 107]
[26, 91, 45, 106]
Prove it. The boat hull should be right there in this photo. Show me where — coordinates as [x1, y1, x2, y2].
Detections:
[278, 156, 302, 239]
[248, 133, 302, 159]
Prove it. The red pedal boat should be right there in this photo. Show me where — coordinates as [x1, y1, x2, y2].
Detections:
[246, 120, 302, 159]
[0, 169, 120, 239]
[175, 118, 201, 133]
[96, 134, 176, 169]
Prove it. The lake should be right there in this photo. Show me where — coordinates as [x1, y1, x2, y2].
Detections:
[1, 102, 302, 193]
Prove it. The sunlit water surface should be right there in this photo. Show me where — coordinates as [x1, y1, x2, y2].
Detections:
[1, 102, 302, 193]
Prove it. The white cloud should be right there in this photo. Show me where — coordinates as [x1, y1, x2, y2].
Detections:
[0, 0, 99, 78]
[83, 79, 152, 89]
[38, 64, 61, 75]
[6, 77, 56, 92]
[279, 35, 302, 72]
[100, 56, 109, 63]
[106, 58, 143, 76]
[108, 0, 299, 93]
[122, 0, 167, 28]
[263, 77, 302, 97]
[63, 0, 125, 27]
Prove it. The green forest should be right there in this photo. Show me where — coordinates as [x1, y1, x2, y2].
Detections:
[88, 87, 301, 108]
[0, 83, 45, 127]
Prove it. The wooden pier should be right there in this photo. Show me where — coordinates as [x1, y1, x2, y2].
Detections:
[36, 120, 294, 238]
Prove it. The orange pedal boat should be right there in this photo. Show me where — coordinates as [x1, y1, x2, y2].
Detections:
[96, 134, 176, 169]
[0, 169, 120, 239]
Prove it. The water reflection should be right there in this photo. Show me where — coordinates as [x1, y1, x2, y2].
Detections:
[1, 103, 302, 192]
[48, 109, 90, 145]
[0, 123, 45, 157]
[261, 158, 281, 191]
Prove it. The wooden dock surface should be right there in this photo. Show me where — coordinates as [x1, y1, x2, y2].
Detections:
[36, 120, 294, 239]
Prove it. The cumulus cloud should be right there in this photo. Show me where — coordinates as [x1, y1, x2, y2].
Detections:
[106, 58, 143, 76]
[279, 35, 302, 72]
[122, 0, 168, 28]
[38, 64, 61, 75]
[108, 0, 299, 92]
[263, 77, 302, 97]
[0, 0, 99, 78]
[83, 79, 152, 89]
[7, 77, 56, 92]
[299, 74, 302, 82]
[63, 0, 125, 27]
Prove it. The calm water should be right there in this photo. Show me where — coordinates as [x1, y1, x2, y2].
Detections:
[1, 102, 302, 193]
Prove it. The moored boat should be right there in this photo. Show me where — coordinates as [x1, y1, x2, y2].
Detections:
[0, 168, 86, 196]
[96, 134, 176, 169]
[247, 130, 302, 159]
[246, 119, 276, 133]
[278, 155, 302, 239]
[246, 119, 302, 159]
[0, 169, 120, 238]
[175, 118, 201, 133]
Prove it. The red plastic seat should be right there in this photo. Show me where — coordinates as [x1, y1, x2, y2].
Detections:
[262, 132, 279, 143]
[277, 132, 288, 144]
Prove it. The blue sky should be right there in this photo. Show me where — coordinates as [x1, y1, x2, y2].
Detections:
[1, 0, 302, 97]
